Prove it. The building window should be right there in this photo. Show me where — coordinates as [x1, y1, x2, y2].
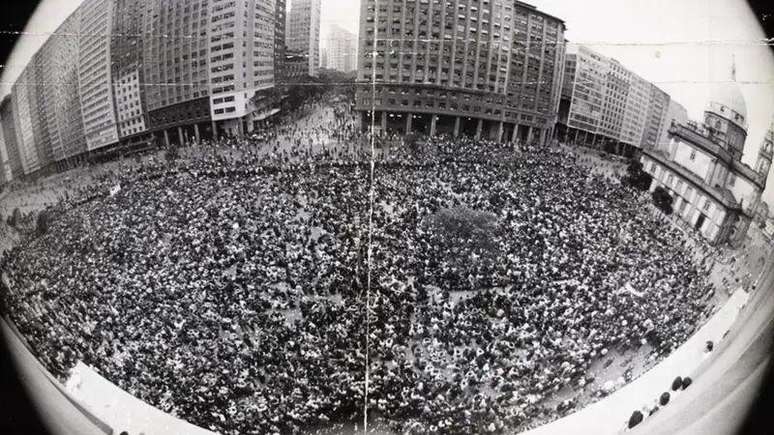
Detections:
[689, 149, 696, 161]
[703, 199, 712, 212]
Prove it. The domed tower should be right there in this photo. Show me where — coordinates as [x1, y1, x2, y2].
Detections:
[704, 61, 748, 161]
[755, 119, 773, 181]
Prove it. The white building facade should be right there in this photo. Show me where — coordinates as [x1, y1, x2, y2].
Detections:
[78, 0, 120, 151]
[208, 0, 277, 136]
[559, 45, 673, 157]
[114, 69, 147, 138]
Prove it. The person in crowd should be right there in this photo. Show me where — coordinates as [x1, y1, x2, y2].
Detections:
[0, 96, 713, 434]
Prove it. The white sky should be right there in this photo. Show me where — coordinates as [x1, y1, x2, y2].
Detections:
[2, 0, 774, 202]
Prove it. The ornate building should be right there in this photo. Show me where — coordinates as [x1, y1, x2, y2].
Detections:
[641, 77, 770, 246]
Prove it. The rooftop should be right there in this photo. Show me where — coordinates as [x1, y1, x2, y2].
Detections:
[514, 1, 566, 26]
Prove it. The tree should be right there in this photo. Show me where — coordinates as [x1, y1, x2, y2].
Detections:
[623, 160, 653, 191]
[652, 186, 674, 215]
[8, 208, 20, 227]
[426, 207, 499, 255]
[36, 211, 50, 236]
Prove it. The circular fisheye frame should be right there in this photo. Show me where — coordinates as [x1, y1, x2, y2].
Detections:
[0, 0, 773, 434]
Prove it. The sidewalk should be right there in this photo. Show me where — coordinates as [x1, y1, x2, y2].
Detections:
[66, 362, 216, 435]
[523, 288, 750, 435]
[1, 318, 109, 435]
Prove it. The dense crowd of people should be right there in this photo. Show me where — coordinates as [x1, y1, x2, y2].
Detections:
[0, 101, 714, 434]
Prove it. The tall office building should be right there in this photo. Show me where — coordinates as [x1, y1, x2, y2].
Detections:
[325, 24, 356, 73]
[143, 0, 277, 141]
[112, 0, 150, 144]
[641, 83, 670, 149]
[78, 0, 121, 151]
[558, 45, 674, 157]
[355, 0, 567, 145]
[208, 0, 276, 135]
[0, 124, 10, 183]
[275, 0, 287, 82]
[0, 96, 23, 181]
[286, 0, 321, 77]
[11, 67, 40, 175]
[38, 12, 86, 169]
[0, 0, 284, 182]
[142, 0, 213, 145]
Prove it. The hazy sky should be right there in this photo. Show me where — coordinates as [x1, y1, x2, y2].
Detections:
[2, 0, 774, 202]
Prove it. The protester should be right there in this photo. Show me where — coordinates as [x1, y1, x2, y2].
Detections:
[0, 103, 713, 434]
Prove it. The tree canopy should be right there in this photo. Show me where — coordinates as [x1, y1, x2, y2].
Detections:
[652, 186, 674, 215]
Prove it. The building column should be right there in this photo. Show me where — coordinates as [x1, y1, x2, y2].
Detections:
[497, 121, 504, 143]
[705, 160, 718, 185]
[380, 112, 387, 132]
[163, 129, 171, 147]
[406, 115, 413, 135]
[430, 115, 437, 137]
[176, 126, 183, 146]
[540, 128, 547, 146]
[212, 120, 218, 139]
[512, 124, 519, 143]
[194, 124, 201, 143]
[526, 126, 533, 144]
[453, 117, 460, 137]
[475, 119, 483, 140]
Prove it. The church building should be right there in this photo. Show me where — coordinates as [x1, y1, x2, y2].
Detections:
[640, 76, 771, 247]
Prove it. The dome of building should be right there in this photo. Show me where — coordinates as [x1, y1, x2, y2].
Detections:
[710, 81, 747, 119]
[707, 80, 747, 126]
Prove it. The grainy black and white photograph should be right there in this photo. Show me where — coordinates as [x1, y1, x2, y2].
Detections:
[0, 0, 773, 434]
